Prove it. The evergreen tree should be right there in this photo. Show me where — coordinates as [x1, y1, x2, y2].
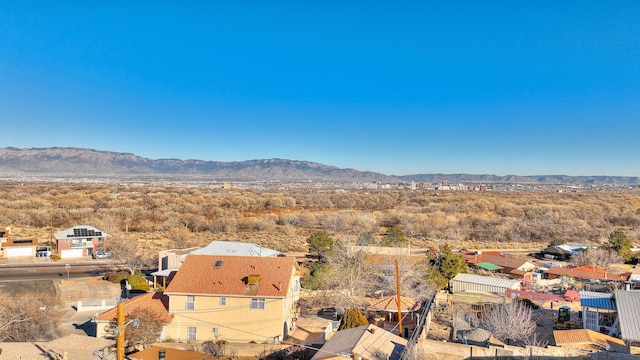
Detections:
[307, 231, 334, 258]
[439, 243, 468, 280]
[608, 229, 634, 262]
[426, 243, 467, 289]
[338, 308, 369, 330]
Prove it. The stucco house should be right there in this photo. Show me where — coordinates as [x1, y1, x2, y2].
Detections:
[55, 225, 110, 258]
[94, 292, 173, 339]
[163, 254, 301, 343]
[0, 227, 38, 258]
[471, 253, 537, 274]
[310, 324, 407, 360]
[158, 240, 282, 271]
[154, 240, 282, 289]
[547, 266, 628, 282]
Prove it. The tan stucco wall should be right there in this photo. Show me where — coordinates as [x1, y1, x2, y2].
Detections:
[96, 321, 110, 338]
[165, 279, 300, 344]
[519, 262, 537, 272]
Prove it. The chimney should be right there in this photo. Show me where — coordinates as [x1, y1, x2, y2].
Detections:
[369, 327, 376, 334]
[158, 349, 166, 360]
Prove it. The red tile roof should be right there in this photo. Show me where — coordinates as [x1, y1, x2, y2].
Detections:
[96, 292, 172, 322]
[165, 255, 298, 297]
[546, 266, 628, 281]
[575, 266, 607, 274]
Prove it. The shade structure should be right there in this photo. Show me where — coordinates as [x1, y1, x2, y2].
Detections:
[367, 295, 417, 313]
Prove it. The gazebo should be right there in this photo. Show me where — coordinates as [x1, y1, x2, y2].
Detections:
[365, 295, 420, 336]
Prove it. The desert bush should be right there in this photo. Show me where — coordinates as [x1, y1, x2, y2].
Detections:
[1, 182, 640, 256]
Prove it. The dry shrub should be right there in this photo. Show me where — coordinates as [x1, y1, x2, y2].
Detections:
[1, 182, 639, 257]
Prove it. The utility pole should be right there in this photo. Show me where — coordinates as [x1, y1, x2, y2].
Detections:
[395, 259, 403, 337]
[117, 301, 125, 360]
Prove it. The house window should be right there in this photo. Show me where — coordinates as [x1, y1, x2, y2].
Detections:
[219, 297, 226, 306]
[185, 295, 195, 310]
[294, 279, 300, 291]
[212, 327, 218, 334]
[187, 326, 197, 342]
[250, 298, 266, 310]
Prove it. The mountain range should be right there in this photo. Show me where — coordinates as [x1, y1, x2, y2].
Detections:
[0, 147, 638, 185]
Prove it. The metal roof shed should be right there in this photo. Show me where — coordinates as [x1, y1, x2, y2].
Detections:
[450, 273, 521, 296]
[614, 289, 640, 343]
[474, 262, 503, 271]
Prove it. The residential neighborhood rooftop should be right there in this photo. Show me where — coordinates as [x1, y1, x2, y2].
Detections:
[96, 292, 172, 323]
[189, 240, 282, 257]
[310, 324, 407, 360]
[614, 289, 640, 342]
[164, 254, 298, 297]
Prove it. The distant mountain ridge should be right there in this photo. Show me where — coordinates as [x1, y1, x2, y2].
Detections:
[0, 147, 396, 182]
[0, 147, 638, 184]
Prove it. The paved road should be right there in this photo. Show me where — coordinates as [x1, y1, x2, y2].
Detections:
[0, 262, 122, 282]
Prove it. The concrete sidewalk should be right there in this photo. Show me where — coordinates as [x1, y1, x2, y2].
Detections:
[0, 255, 114, 267]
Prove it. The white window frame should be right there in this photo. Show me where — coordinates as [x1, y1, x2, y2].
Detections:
[212, 327, 219, 334]
[219, 296, 226, 306]
[250, 298, 266, 310]
[185, 295, 195, 310]
[187, 326, 197, 342]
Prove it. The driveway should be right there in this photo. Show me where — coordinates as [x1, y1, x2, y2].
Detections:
[56, 277, 122, 336]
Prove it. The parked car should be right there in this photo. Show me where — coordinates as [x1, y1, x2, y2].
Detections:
[93, 250, 111, 259]
[319, 307, 337, 318]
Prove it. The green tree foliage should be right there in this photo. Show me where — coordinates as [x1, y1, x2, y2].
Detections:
[307, 231, 334, 257]
[439, 244, 468, 280]
[381, 226, 408, 247]
[302, 263, 330, 290]
[426, 243, 467, 290]
[608, 228, 634, 262]
[338, 308, 369, 330]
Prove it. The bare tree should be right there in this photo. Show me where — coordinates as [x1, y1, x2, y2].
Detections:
[109, 232, 155, 274]
[167, 226, 198, 249]
[106, 308, 164, 349]
[324, 244, 379, 305]
[572, 247, 623, 270]
[0, 293, 62, 342]
[202, 337, 226, 357]
[481, 300, 536, 345]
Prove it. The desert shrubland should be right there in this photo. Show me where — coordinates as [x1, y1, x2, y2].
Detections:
[0, 182, 639, 255]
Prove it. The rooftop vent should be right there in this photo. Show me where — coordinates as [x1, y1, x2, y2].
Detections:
[247, 274, 261, 285]
[214, 260, 223, 268]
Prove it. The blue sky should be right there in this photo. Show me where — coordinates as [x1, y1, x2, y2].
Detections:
[1, 2, 639, 176]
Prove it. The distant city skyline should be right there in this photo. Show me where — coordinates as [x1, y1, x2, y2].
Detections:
[2, 3, 639, 176]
